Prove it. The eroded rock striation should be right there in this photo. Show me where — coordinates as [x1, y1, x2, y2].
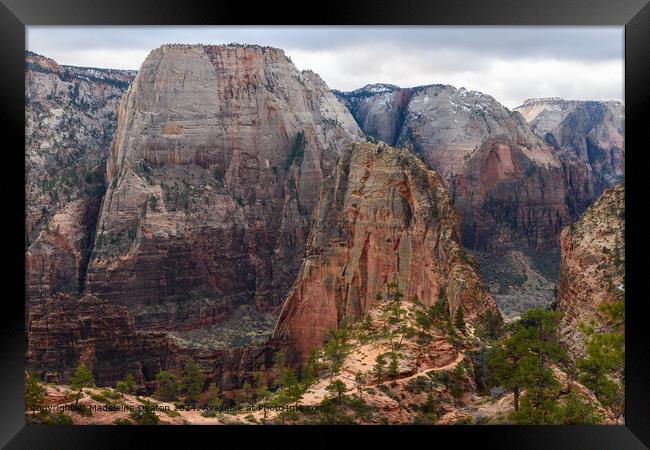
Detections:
[556, 184, 624, 359]
[25, 52, 135, 310]
[515, 98, 624, 215]
[26, 293, 173, 388]
[26, 293, 274, 392]
[336, 84, 572, 253]
[85, 44, 362, 334]
[273, 141, 501, 361]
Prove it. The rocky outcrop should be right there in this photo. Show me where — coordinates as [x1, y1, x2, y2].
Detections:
[26, 293, 174, 388]
[556, 184, 624, 359]
[273, 142, 501, 362]
[336, 84, 572, 253]
[515, 98, 624, 211]
[25, 52, 135, 309]
[85, 44, 362, 333]
[26, 293, 274, 393]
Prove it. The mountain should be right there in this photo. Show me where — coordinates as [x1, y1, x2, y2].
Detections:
[336, 84, 579, 317]
[273, 141, 501, 362]
[25, 52, 135, 311]
[514, 98, 624, 213]
[556, 183, 624, 360]
[84, 44, 362, 342]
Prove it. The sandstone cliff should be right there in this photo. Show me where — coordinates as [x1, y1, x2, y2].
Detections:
[273, 141, 501, 361]
[556, 184, 624, 359]
[337, 84, 572, 253]
[26, 292, 274, 392]
[515, 98, 624, 216]
[25, 52, 135, 310]
[26, 293, 173, 388]
[85, 44, 362, 335]
[337, 84, 582, 317]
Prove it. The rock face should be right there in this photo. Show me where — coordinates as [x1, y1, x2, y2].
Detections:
[26, 293, 274, 392]
[25, 52, 135, 310]
[337, 84, 585, 317]
[336, 84, 571, 253]
[85, 44, 362, 334]
[273, 142, 501, 362]
[515, 98, 624, 214]
[26, 293, 173, 387]
[556, 184, 624, 359]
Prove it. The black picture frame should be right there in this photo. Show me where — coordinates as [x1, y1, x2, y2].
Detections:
[2, 0, 648, 448]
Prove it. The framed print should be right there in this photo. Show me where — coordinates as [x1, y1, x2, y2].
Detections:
[1, 0, 648, 448]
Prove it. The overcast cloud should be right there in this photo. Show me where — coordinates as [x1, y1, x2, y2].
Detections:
[26, 26, 623, 108]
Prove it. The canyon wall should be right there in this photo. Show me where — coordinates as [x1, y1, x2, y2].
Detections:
[556, 184, 624, 359]
[84, 44, 362, 336]
[273, 141, 501, 362]
[25, 52, 135, 310]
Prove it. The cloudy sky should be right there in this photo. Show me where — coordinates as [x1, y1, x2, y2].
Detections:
[26, 26, 623, 108]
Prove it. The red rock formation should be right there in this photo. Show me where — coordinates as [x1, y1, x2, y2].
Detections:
[25, 52, 135, 308]
[337, 84, 574, 254]
[26, 292, 275, 393]
[85, 44, 362, 334]
[273, 142, 501, 362]
[26, 293, 173, 388]
[556, 184, 624, 359]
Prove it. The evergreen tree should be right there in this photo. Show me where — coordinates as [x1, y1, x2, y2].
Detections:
[454, 306, 466, 333]
[374, 354, 386, 384]
[116, 373, 136, 398]
[300, 349, 324, 387]
[25, 371, 46, 412]
[558, 391, 603, 425]
[181, 358, 204, 405]
[324, 328, 351, 375]
[272, 351, 302, 401]
[354, 373, 366, 399]
[70, 363, 94, 407]
[487, 308, 565, 415]
[326, 379, 347, 402]
[155, 370, 179, 401]
[389, 352, 399, 377]
[577, 300, 624, 419]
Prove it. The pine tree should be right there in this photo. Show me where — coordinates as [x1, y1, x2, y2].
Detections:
[155, 370, 179, 401]
[181, 358, 204, 405]
[354, 373, 366, 399]
[389, 352, 399, 377]
[374, 354, 386, 384]
[25, 371, 46, 412]
[577, 301, 624, 419]
[487, 308, 565, 416]
[454, 306, 466, 333]
[324, 328, 351, 376]
[301, 349, 323, 388]
[326, 379, 347, 402]
[116, 373, 136, 398]
[558, 391, 603, 424]
[70, 363, 94, 407]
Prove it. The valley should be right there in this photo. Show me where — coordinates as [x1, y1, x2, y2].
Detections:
[24, 44, 625, 426]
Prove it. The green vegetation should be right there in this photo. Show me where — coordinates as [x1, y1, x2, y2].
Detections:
[25, 371, 46, 412]
[454, 307, 466, 334]
[180, 358, 204, 405]
[129, 401, 160, 425]
[70, 363, 94, 407]
[324, 328, 352, 376]
[113, 418, 132, 425]
[116, 374, 136, 398]
[577, 299, 624, 419]
[326, 379, 347, 402]
[154, 371, 179, 402]
[285, 130, 306, 169]
[486, 308, 605, 424]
